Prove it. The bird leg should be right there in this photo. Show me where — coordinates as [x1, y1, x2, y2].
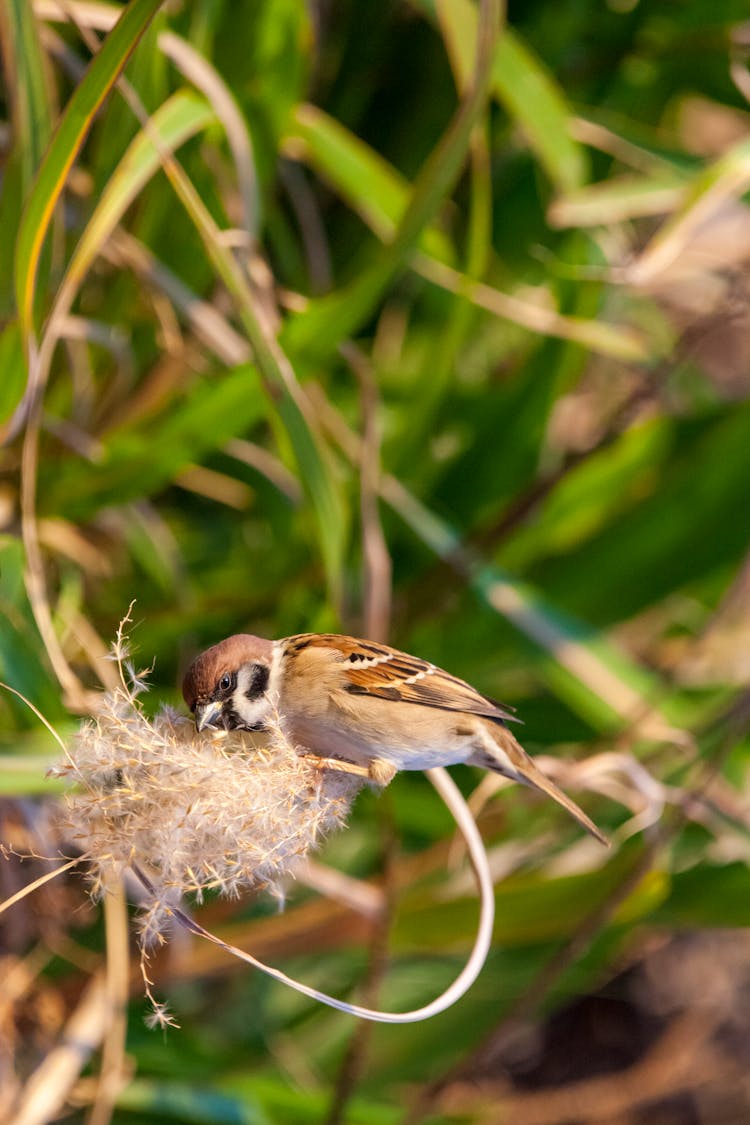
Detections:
[298, 753, 396, 787]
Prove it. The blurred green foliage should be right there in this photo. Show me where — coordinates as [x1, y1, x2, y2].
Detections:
[2, 0, 750, 1121]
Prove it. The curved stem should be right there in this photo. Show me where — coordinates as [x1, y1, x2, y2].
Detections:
[133, 766, 495, 1025]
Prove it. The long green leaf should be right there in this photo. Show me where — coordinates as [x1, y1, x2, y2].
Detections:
[61, 89, 216, 301]
[530, 404, 750, 624]
[282, 0, 500, 358]
[14, 0, 165, 334]
[287, 104, 454, 262]
[0, 322, 26, 430]
[285, 108, 645, 361]
[379, 478, 684, 738]
[41, 366, 266, 519]
[424, 0, 588, 194]
[0, 1, 53, 184]
[140, 112, 348, 603]
[0, 0, 53, 313]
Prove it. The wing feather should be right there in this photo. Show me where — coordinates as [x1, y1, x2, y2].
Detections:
[286, 633, 518, 724]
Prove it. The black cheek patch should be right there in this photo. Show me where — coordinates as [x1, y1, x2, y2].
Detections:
[245, 663, 270, 701]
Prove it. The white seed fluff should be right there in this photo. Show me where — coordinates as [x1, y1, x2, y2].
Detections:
[53, 689, 363, 932]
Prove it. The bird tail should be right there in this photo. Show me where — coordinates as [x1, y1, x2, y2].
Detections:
[470, 726, 609, 847]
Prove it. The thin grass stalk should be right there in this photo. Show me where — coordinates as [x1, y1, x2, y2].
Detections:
[87, 883, 129, 1125]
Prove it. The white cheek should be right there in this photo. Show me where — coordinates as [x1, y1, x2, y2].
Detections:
[234, 664, 274, 726]
[236, 695, 272, 726]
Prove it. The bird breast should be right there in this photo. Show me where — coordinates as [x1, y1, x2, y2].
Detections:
[284, 693, 478, 773]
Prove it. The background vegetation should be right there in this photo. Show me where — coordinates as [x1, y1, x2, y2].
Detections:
[3, 0, 750, 1121]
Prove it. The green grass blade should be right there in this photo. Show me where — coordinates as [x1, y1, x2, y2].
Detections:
[426, 0, 588, 194]
[286, 109, 643, 360]
[41, 365, 266, 519]
[0, 1, 53, 184]
[287, 104, 454, 262]
[283, 0, 500, 358]
[143, 124, 348, 603]
[0, 0, 53, 313]
[60, 89, 215, 307]
[0, 322, 26, 431]
[14, 0, 165, 335]
[158, 30, 261, 238]
[381, 479, 683, 738]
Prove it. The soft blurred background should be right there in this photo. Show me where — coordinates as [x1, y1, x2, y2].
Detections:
[3, 0, 750, 1121]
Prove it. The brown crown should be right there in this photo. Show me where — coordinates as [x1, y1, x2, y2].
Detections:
[182, 633, 274, 708]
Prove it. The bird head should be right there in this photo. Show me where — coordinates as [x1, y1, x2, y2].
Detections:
[182, 634, 275, 733]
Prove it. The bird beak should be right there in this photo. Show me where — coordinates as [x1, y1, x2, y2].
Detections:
[195, 700, 224, 732]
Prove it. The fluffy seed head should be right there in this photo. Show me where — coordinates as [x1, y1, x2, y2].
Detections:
[53, 687, 362, 934]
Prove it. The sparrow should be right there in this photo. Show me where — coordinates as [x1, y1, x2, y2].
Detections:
[182, 633, 608, 845]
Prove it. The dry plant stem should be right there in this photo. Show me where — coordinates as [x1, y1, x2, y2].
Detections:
[8, 972, 110, 1125]
[0, 680, 78, 771]
[296, 857, 385, 921]
[326, 795, 398, 1125]
[326, 341, 394, 1117]
[0, 855, 86, 918]
[106, 230, 251, 367]
[414, 254, 645, 360]
[87, 883, 129, 1125]
[1, 945, 54, 1020]
[20, 368, 91, 712]
[569, 117, 679, 176]
[157, 30, 259, 241]
[131, 765, 494, 1025]
[226, 439, 302, 504]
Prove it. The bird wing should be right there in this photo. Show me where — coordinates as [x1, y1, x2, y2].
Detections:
[285, 633, 518, 724]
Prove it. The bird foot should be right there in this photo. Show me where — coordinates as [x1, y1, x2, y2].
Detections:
[299, 753, 396, 787]
[367, 758, 397, 787]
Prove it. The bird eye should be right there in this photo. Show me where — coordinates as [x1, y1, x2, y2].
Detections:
[219, 672, 233, 692]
